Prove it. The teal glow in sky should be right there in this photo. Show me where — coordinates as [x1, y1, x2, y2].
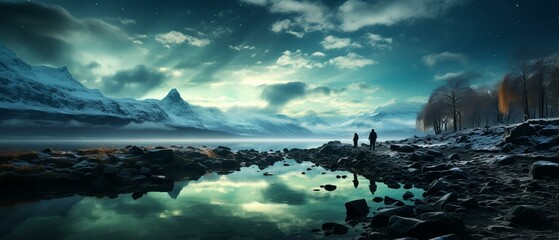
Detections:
[1, 0, 558, 117]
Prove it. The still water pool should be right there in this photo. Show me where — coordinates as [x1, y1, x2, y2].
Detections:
[0, 159, 423, 240]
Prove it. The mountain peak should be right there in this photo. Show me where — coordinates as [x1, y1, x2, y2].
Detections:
[0, 43, 18, 61]
[163, 88, 182, 102]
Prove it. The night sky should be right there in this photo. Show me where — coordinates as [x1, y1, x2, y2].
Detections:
[1, 0, 558, 117]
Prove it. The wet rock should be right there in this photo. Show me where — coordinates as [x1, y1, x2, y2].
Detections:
[403, 191, 415, 200]
[321, 222, 348, 235]
[529, 161, 559, 179]
[447, 153, 460, 161]
[181, 162, 207, 175]
[391, 144, 415, 153]
[129, 146, 145, 156]
[386, 216, 424, 236]
[501, 142, 518, 153]
[507, 122, 535, 138]
[263, 172, 274, 176]
[345, 199, 369, 219]
[403, 183, 413, 189]
[384, 196, 398, 205]
[384, 178, 401, 189]
[412, 212, 465, 238]
[212, 146, 233, 158]
[435, 192, 458, 210]
[221, 159, 240, 169]
[423, 164, 450, 172]
[427, 150, 443, 157]
[371, 205, 414, 227]
[132, 192, 144, 200]
[41, 148, 53, 154]
[146, 149, 175, 163]
[493, 155, 516, 165]
[426, 178, 450, 195]
[504, 205, 547, 226]
[324, 184, 337, 191]
[372, 197, 383, 203]
[537, 128, 559, 137]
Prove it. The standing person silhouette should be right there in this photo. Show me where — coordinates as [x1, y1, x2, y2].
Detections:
[368, 129, 377, 151]
[353, 133, 359, 148]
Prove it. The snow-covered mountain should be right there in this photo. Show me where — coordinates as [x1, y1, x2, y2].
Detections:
[0, 44, 312, 137]
[0, 43, 422, 139]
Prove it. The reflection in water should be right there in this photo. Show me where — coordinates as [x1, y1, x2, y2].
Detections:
[1, 159, 423, 240]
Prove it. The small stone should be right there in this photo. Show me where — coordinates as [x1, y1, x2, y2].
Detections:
[372, 197, 383, 203]
[403, 191, 415, 200]
[324, 184, 337, 191]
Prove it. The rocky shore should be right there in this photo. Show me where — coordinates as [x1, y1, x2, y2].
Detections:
[1, 118, 558, 239]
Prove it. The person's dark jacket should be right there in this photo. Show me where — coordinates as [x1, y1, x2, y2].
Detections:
[368, 131, 377, 141]
[353, 134, 359, 141]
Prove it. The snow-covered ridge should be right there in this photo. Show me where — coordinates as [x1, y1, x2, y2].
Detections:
[0, 44, 317, 136]
[0, 44, 421, 138]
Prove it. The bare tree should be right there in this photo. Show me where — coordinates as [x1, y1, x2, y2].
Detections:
[438, 78, 469, 132]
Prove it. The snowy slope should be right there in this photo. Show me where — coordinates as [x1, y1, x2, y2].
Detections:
[0, 44, 314, 136]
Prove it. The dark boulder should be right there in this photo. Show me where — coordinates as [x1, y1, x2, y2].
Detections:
[146, 149, 175, 163]
[403, 191, 415, 200]
[501, 143, 516, 153]
[324, 184, 337, 191]
[529, 161, 559, 179]
[345, 199, 369, 219]
[212, 146, 233, 158]
[181, 162, 207, 175]
[41, 148, 53, 154]
[221, 159, 240, 169]
[434, 192, 458, 210]
[507, 122, 535, 138]
[384, 196, 398, 205]
[321, 222, 348, 235]
[504, 205, 547, 226]
[370, 205, 414, 227]
[129, 146, 145, 156]
[391, 144, 415, 153]
[410, 212, 465, 238]
[386, 216, 424, 237]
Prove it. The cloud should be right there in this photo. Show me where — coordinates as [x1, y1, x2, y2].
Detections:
[100, 65, 167, 98]
[328, 52, 377, 69]
[433, 70, 482, 82]
[252, 0, 334, 37]
[339, 0, 462, 31]
[0, 1, 132, 66]
[276, 50, 323, 69]
[155, 30, 210, 48]
[311, 51, 326, 57]
[320, 35, 360, 49]
[367, 33, 393, 50]
[422, 52, 467, 66]
[309, 86, 331, 96]
[240, 0, 268, 5]
[261, 82, 308, 109]
[229, 43, 256, 51]
[347, 82, 382, 93]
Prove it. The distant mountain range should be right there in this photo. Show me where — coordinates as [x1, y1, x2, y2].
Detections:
[0, 43, 422, 139]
